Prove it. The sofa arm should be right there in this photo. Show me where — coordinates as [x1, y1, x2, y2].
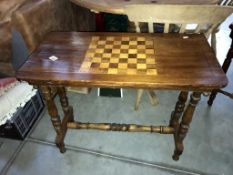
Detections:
[11, 0, 57, 53]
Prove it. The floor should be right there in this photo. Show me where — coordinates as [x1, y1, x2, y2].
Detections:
[0, 15, 233, 175]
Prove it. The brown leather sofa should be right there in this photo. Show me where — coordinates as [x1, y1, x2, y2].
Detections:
[0, 0, 95, 76]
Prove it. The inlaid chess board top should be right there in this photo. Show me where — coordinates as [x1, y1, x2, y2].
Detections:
[79, 36, 157, 75]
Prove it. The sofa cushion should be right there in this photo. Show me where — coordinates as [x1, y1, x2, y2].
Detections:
[0, 77, 17, 96]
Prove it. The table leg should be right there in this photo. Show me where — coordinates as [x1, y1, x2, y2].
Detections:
[57, 87, 74, 122]
[40, 85, 65, 153]
[170, 91, 188, 129]
[173, 92, 201, 161]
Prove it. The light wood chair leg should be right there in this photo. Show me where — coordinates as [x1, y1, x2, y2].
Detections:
[147, 90, 159, 106]
[135, 89, 144, 110]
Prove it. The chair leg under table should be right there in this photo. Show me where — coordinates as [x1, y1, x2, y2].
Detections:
[173, 92, 201, 161]
[40, 85, 66, 153]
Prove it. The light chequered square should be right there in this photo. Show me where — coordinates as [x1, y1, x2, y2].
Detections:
[79, 36, 157, 75]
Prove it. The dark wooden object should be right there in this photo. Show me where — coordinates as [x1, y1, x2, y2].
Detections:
[16, 32, 227, 160]
[208, 23, 233, 105]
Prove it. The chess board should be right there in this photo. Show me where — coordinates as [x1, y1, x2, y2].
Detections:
[79, 36, 157, 75]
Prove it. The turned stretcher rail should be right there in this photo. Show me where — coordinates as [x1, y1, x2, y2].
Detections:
[67, 122, 175, 134]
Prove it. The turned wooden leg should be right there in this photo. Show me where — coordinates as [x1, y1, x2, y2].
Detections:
[57, 87, 74, 122]
[173, 92, 201, 161]
[147, 90, 159, 106]
[170, 91, 188, 129]
[40, 85, 66, 153]
[135, 89, 144, 110]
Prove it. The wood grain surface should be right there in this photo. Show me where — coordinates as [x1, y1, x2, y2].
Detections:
[16, 32, 228, 91]
[70, 0, 219, 14]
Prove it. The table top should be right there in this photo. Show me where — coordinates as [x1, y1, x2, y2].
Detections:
[16, 32, 227, 91]
[70, 0, 219, 14]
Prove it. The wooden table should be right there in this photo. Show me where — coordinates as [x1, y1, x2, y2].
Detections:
[70, 0, 220, 14]
[17, 32, 227, 160]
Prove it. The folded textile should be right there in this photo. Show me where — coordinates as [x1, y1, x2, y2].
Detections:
[0, 81, 37, 125]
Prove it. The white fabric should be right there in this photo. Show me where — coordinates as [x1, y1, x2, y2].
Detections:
[0, 82, 37, 126]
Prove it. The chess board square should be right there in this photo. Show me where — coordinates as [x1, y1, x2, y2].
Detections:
[112, 54, 120, 58]
[108, 68, 118, 74]
[137, 64, 146, 69]
[137, 54, 146, 59]
[109, 63, 118, 68]
[106, 36, 114, 41]
[102, 57, 110, 63]
[121, 41, 129, 45]
[130, 37, 137, 40]
[92, 57, 101, 63]
[137, 37, 146, 41]
[146, 54, 156, 59]
[121, 49, 128, 53]
[147, 69, 157, 75]
[110, 58, 119, 63]
[137, 45, 146, 49]
[94, 53, 102, 57]
[118, 63, 128, 69]
[128, 63, 137, 69]
[98, 40, 106, 45]
[145, 40, 153, 45]
[113, 41, 121, 45]
[129, 41, 137, 45]
[119, 53, 128, 58]
[119, 58, 127, 63]
[137, 69, 147, 74]
[113, 45, 121, 49]
[122, 37, 130, 41]
[121, 45, 129, 49]
[137, 59, 146, 64]
[128, 59, 137, 64]
[147, 64, 156, 69]
[129, 45, 137, 49]
[146, 45, 154, 49]
[137, 49, 145, 54]
[146, 59, 156, 64]
[97, 45, 105, 49]
[128, 49, 137, 54]
[128, 54, 137, 58]
[91, 62, 100, 68]
[103, 53, 111, 58]
[137, 41, 145, 45]
[99, 68, 108, 73]
[104, 49, 112, 53]
[89, 44, 97, 49]
[146, 49, 155, 54]
[115, 37, 122, 41]
[96, 49, 104, 54]
[127, 69, 137, 75]
[112, 49, 121, 54]
[81, 62, 92, 69]
[106, 45, 113, 49]
[92, 36, 100, 41]
[106, 40, 114, 45]
[118, 69, 127, 74]
[86, 52, 95, 57]
[100, 63, 109, 68]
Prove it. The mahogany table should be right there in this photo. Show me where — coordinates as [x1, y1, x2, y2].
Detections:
[70, 0, 219, 14]
[16, 32, 227, 160]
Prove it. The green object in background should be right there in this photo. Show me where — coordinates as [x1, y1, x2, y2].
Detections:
[103, 13, 128, 32]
